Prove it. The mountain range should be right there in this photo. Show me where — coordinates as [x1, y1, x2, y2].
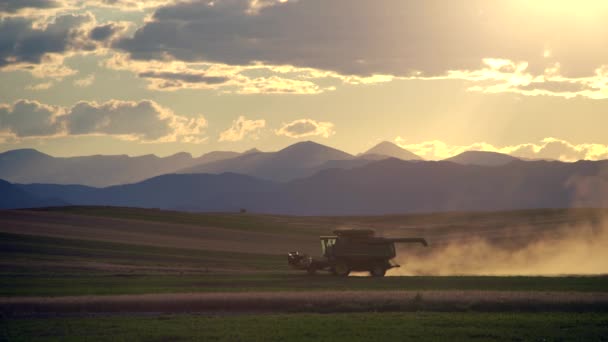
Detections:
[0, 141, 424, 186]
[4, 140, 604, 215]
[8, 157, 608, 215]
[0, 148, 241, 187]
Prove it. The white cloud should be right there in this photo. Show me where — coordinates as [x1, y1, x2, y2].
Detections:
[0, 99, 207, 143]
[104, 53, 338, 94]
[395, 137, 608, 162]
[276, 119, 334, 139]
[219, 116, 266, 142]
[418, 59, 608, 99]
[81, 0, 176, 11]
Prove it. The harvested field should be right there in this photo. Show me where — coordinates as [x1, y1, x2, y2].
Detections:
[3, 207, 608, 260]
[3, 291, 608, 316]
[2, 206, 608, 299]
[0, 210, 319, 255]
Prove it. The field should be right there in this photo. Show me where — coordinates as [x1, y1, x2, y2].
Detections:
[2, 206, 608, 340]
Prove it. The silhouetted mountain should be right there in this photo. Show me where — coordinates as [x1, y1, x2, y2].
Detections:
[279, 159, 578, 215]
[19, 173, 278, 212]
[445, 151, 520, 166]
[361, 141, 423, 160]
[0, 179, 66, 209]
[15, 159, 608, 215]
[179, 141, 354, 181]
[0, 148, 240, 187]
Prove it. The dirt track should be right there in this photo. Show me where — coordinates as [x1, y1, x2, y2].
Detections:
[3, 291, 608, 316]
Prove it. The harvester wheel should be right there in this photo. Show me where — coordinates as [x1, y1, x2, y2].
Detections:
[370, 265, 386, 277]
[333, 261, 350, 277]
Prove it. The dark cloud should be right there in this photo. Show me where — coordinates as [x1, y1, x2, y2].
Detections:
[0, 99, 207, 142]
[0, 13, 127, 73]
[0, 0, 62, 14]
[115, 0, 608, 77]
[0, 15, 86, 67]
[65, 100, 173, 140]
[89, 22, 121, 41]
[138, 71, 228, 84]
[0, 100, 62, 137]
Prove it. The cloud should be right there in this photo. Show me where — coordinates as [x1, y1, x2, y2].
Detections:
[111, 0, 608, 98]
[115, 1, 608, 77]
[82, 0, 176, 11]
[104, 52, 336, 93]
[88, 22, 128, 42]
[0, 100, 64, 137]
[508, 138, 608, 162]
[219, 116, 265, 142]
[0, 13, 129, 78]
[0, 99, 207, 142]
[275, 119, 334, 139]
[0, 0, 65, 14]
[426, 59, 608, 99]
[395, 137, 608, 162]
[25, 81, 53, 90]
[73, 74, 94, 87]
[138, 71, 227, 85]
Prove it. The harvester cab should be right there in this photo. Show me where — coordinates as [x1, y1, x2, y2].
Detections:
[288, 228, 427, 277]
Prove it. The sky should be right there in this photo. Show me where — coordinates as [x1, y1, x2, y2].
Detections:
[0, 0, 607, 161]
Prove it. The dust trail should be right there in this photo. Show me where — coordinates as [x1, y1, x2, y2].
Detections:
[389, 218, 608, 276]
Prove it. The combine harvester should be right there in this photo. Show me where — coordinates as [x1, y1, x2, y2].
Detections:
[288, 229, 427, 277]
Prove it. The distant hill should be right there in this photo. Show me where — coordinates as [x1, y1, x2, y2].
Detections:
[360, 141, 423, 160]
[179, 141, 354, 181]
[16, 159, 608, 215]
[0, 148, 240, 187]
[0, 179, 66, 209]
[445, 151, 520, 166]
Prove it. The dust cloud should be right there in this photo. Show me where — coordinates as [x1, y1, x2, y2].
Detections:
[389, 218, 608, 276]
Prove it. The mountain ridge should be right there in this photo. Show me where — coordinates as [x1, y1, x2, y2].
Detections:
[13, 158, 608, 215]
[361, 141, 423, 160]
[444, 150, 521, 166]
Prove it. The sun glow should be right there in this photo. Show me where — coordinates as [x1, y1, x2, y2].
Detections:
[516, 0, 608, 19]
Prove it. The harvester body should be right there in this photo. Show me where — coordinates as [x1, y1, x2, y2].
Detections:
[288, 229, 427, 277]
